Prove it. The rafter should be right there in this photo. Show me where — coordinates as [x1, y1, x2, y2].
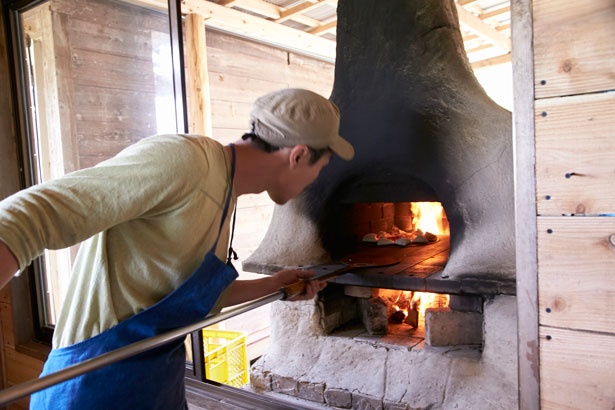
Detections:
[126, 0, 511, 68]
[219, 0, 281, 19]
[455, 3, 511, 52]
[182, 0, 336, 62]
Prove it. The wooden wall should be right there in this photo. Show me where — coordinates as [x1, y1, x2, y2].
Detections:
[49, 0, 172, 170]
[532, 0, 615, 408]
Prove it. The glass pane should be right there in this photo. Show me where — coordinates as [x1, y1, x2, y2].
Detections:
[19, 0, 176, 325]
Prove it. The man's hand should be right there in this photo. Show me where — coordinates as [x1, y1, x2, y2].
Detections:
[272, 269, 327, 301]
[219, 269, 327, 308]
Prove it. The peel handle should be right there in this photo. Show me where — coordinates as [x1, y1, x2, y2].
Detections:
[280, 265, 355, 300]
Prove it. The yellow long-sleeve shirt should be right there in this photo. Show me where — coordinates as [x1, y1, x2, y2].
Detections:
[0, 134, 235, 348]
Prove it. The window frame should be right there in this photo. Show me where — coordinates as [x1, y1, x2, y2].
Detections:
[3, 0, 188, 346]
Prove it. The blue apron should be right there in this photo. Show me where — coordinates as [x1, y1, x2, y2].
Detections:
[30, 146, 238, 410]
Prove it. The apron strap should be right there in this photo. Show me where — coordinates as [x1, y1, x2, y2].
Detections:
[212, 143, 236, 251]
[226, 203, 238, 266]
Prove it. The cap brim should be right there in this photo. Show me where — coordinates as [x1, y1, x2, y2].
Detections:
[329, 135, 355, 160]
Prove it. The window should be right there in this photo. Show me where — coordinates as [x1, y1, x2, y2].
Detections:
[9, 0, 183, 339]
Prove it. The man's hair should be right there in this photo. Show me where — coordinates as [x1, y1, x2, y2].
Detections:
[242, 133, 329, 165]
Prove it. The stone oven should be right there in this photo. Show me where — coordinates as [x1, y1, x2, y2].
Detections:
[244, 0, 518, 408]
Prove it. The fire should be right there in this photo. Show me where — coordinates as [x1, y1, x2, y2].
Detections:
[410, 292, 449, 313]
[390, 291, 449, 314]
[410, 202, 448, 235]
[383, 289, 450, 327]
[358, 201, 449, 246]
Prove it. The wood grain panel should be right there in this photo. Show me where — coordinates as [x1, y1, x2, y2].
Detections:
[4, 348, 43, 386]
[535, 92, 615, 216]
[68, 17, 158, 60]
[0, 302, 15, 348]
[73, 86, 157, 127]
[52, 0, 168, 33]
[540, 326, 615, 410]
[209, 72, 286, 104]
[205, 28, 288, 65]
[537, 217, 615, 334]
[71, 48, 156, 93]
[533, 0, 615, 99]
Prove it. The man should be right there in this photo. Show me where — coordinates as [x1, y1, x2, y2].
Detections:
[0, 88, 354, 409]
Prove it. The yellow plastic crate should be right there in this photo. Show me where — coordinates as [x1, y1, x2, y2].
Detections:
[202, 329, 249, 387]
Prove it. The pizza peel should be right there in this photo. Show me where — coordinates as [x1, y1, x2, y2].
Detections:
[281, 254, 401, 299]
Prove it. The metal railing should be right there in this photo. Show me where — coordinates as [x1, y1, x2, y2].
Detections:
[0, 291, 285, 407]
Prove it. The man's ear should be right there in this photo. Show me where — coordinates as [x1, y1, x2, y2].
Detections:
[289, 145, 309, 167]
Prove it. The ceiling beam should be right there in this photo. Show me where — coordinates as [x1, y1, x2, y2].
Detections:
[309, 20, 337, 36]
[182, 0, 336, 62]
[219, 0, 280, 19]
[276, 0, 321, 23]
[456, 3, 511, 53]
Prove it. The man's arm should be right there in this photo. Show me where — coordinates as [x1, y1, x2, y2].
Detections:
[0, 240, 19, 290]
[218, 269, 326, 308]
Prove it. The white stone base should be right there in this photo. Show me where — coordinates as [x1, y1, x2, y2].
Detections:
[250, 295, 518, 409]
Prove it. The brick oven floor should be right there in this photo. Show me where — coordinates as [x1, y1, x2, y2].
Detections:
[311, 236, 515, 296]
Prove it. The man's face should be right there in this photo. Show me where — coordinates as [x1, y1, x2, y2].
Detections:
[268, 149, 332, 205]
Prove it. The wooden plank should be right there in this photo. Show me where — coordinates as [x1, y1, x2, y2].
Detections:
[51, 10, 80, 173]
[73, 86, 157, 126]
[76, 126, 146, 157]
[512, 0, 540, 406]
[0, 302, 15, 348]
[205, 29, 288, 66]
[71, 49, 156, 93]
[210, 99, 253, 129]
[182, 0, 336, 62]
[68, 17, 158, 60]
[455, 3, 511, 53]
[209, 73, 287, 104]
[52, 0, 168, 33]
[79, 155, 111, 169]
[222, 0, 280, 20]
[537, 217, 615, 334]
[533, 0, 615, 99]
[4, 348, 43, 386]
[286, 53, 335, 96]
[539, 326, 615, 410]
[185, 13, 213, 136]
[535, 93, 615, 216]
[206, 52, 291, 86]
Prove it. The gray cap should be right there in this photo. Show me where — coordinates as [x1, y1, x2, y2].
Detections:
[249, 88, 355, 160]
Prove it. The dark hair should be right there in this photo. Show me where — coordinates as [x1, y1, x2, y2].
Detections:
[241, 133, 329, 165]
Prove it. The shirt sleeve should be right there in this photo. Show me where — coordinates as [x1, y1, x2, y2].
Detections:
[0, 134, 208, 272]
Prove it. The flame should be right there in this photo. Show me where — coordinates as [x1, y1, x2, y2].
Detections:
[411, 292, 449, 313]
[410, 202, 448, 235]
[384, 290, 449, 316]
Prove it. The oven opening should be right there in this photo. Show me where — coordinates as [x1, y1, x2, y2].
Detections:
[349, 201, 449, 249]
[322, 284, 483, 348]
[328, 201, 451, 278]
